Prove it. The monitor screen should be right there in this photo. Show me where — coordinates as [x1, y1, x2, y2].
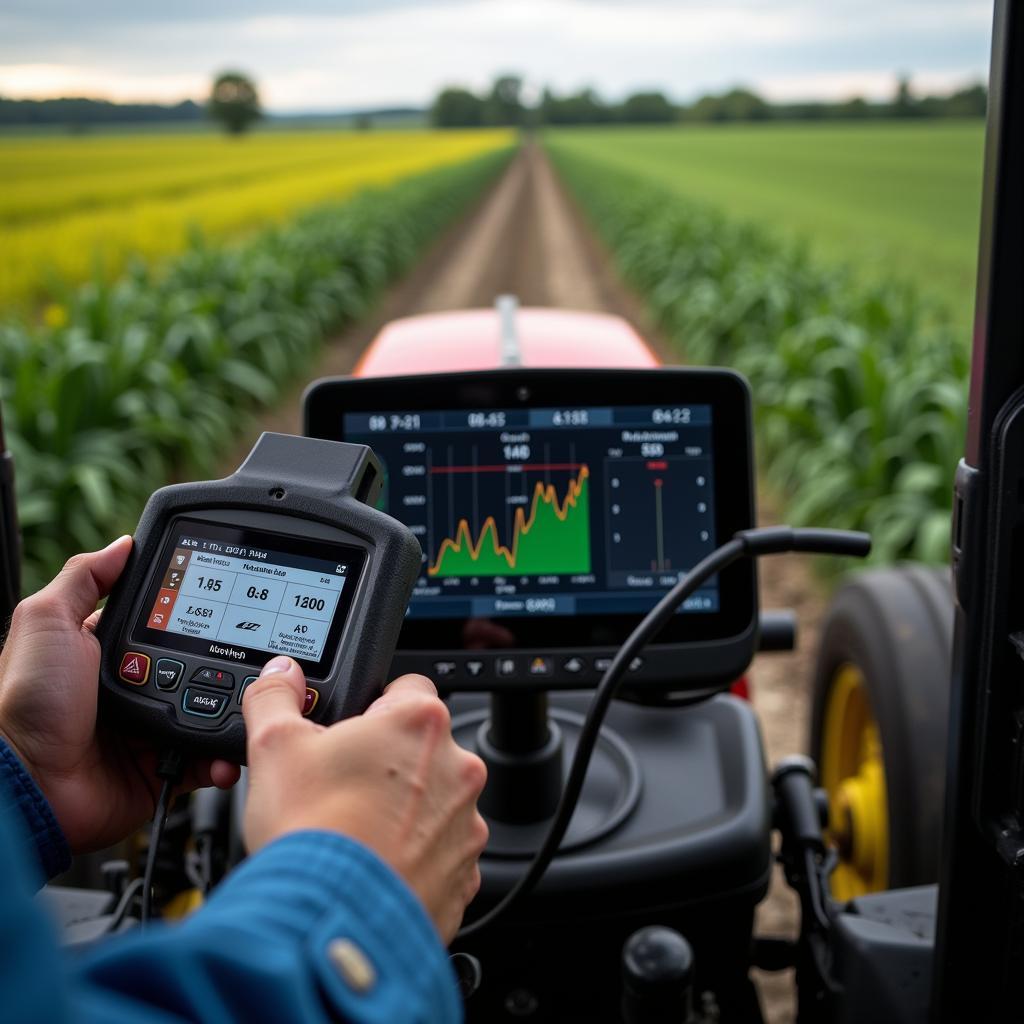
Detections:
[343, 403, 718, 623]
[309, 367, 756, 665]
[132, 518, 365, 673]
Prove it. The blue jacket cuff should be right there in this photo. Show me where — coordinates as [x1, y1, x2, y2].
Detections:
[0, 738, 71, 884]
[194, 830, 462, 1022]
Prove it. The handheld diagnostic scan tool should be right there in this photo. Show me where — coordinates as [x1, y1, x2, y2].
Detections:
[96, 432, 421, 762]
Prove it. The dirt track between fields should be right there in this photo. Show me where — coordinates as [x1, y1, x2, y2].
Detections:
[239, 144, 824, 1023]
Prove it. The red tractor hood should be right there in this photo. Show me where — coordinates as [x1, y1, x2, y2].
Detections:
[354, 306, 661, 377]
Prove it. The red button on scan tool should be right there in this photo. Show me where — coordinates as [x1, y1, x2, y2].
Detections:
[303, 688, 319, 716]
[119, 651, 151, 686]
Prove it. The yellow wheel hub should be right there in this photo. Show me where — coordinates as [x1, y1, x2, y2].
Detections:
[820, 663, 889, 900]
[163, 887, 204, 919]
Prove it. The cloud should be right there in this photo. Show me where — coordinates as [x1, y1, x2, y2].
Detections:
[757, 69, 986, 103]
[0, 0, 994, 111]
[0, 64, 207, 103]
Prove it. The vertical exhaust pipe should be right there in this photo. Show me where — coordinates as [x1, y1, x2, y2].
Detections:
[496, 294, 521, 367]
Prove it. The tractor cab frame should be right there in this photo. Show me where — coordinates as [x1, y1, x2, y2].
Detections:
[932, 1, 1024, 1017]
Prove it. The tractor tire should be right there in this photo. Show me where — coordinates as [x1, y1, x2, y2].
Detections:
[809, 565, 953, 899]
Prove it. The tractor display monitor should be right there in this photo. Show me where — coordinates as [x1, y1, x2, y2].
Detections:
[305, 369, 757, 686]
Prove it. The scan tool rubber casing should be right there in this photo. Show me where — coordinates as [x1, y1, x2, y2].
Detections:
[96, 433, 422, 763]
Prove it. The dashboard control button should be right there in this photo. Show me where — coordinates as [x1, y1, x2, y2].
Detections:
[465, 660, 485, 679]
[433, 661, 457, 678]
[595, 657, 613, 673]
[154, 658, 184, 691]
[528, 656, 553, 677]
[628, 657, 645, 672]
[496, 657, 518, 678]
[182, 688, 228, 717]
[190, 667, 235, 690]
[118, 652, 150, 686]
[562, 656, 587, 675]
[238, 675, 259, 702]
[303, 688, 319, 716]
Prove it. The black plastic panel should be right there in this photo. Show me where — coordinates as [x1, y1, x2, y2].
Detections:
[450, 691, 771, 1021]
[453, 692, 771, 914]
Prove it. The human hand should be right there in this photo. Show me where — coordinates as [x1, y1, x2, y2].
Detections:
[242, 658, 489, 943]
[0, 537, 241, 853]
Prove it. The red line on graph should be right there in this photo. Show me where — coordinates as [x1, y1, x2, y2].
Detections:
[429, 463, 584, 474]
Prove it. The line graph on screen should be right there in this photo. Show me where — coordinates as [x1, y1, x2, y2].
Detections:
[428, 465, 591, 577]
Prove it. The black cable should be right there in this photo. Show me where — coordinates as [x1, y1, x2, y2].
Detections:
[191, 786, 230, 894]
[803, 847, 832, 933]
[140, 748, 184, 925]
[107, 876, 145, 931]
[140, 778, 173, 924]
[457, 526, 869, 940]
[199, 834, 214, 894]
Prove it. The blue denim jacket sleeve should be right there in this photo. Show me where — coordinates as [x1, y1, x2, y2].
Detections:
[0, 740, 463, 1024]
[0, 738, 72, 881]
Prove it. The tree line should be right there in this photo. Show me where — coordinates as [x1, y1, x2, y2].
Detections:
[0, 73, 987, 131]
[433, 76, 988, 127]
[0, 96, 205, 126]
[0, 72, 259, 132]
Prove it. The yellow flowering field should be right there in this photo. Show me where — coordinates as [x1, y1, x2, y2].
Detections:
[0, 128, 513, 309]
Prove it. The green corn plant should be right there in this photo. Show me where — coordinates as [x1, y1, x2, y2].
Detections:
[1, 148, 514, 593]
[549, 143, 967, 568]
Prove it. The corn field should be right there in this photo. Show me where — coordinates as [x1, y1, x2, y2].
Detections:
[549, 141, 967, 566]
[1, 147, 513, 591]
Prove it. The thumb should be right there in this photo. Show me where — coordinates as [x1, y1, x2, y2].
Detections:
[242, 656, 307, 750]
[364, 674, 439, 716]
[37, 535, 133, 627]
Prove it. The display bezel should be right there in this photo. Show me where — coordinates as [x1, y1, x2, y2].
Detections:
[304, 367, 756, 651]
[131, 516, 367, 676]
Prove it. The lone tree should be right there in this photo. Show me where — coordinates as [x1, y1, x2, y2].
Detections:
[484, 75, 524, 126]
[431, 87, 484, 127]
[208, 71, 261, 134]
[892, 74, 917, 117]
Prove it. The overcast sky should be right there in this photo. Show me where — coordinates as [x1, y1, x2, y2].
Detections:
[0, 0, 995, 113]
